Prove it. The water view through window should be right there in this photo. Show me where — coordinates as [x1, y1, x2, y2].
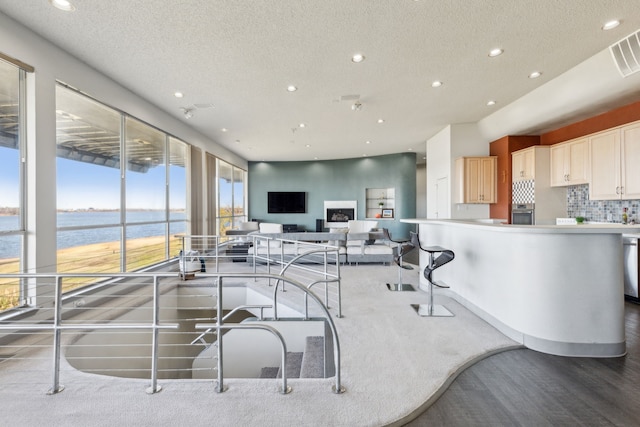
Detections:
[55, 85, 187, 277]
[0, 59, 23, 310]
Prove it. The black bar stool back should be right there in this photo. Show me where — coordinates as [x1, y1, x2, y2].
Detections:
[383, 228, 416, 291]
[410, 231, 455, 317]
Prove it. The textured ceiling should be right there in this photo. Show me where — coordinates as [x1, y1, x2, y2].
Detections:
[1, 1, 640, 162]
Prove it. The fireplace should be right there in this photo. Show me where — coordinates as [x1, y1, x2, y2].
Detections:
[327, 208, 354, 223]
[324, 200, 357, 227]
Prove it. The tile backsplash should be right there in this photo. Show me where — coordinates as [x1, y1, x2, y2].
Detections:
[567, 184, 640, 223]
[512, 180, 535, 204]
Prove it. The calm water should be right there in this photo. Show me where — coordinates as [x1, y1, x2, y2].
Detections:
[0, 211, 185, 259]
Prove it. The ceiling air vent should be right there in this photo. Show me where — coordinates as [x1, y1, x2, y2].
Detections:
[609, 29, 640, 77]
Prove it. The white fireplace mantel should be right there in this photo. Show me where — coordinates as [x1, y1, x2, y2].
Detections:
[324, 200, 357, 227]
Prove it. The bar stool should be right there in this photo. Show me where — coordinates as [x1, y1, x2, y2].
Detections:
[383, 228, 416, 291]
[410, 232, 455, 317]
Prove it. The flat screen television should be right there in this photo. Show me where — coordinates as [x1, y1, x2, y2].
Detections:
[268, 191, 307, 213]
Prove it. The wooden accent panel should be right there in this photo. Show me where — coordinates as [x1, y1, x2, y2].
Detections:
[489, 136, 539, 221]
[490, 137, 510, 221]
[541, 101, 640, 145]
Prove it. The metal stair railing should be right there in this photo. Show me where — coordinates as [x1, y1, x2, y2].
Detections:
[250, 235, 342, 317]
[0, 271, 345, 396]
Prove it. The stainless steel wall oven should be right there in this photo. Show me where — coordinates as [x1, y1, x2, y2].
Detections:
[511, 203, 535, 225]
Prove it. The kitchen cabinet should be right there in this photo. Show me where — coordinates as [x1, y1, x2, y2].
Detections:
[550, 138, 589, 187]
[510, 146, 565, 221]
[590, 123, 640, 200]
[512, 147, 536, 181]
[455, 156, 497, 203]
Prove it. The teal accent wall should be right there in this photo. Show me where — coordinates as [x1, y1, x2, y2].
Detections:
[248, 153, 417, 238]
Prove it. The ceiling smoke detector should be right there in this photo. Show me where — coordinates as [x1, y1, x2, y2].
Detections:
[179, 103, 213, 119]
[181, 108, 194, 119]
[351, 101, 363, 111]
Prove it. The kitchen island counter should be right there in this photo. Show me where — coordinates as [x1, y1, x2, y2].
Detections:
[402, 218, 640, 357]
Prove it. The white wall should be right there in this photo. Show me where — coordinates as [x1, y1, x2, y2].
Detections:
[426, 124, 491, 220]
[415, 163, 426, 218]
[426, 126, 451, 219]
[450, 123, 490, 220]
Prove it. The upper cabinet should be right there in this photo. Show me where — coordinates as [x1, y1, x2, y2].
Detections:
[550, 138, 589, 187]
[455, 156, 497, 204]
[512, 147, 536, 181]
[589, 123, 640, 200]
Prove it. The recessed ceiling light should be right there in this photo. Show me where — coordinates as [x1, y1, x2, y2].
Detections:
[299, 123, 306, 128]
[365, 140, 371, 144]
[377, 119, 385, 124]
[352, 53, 365, 63]
[431, 80, 443, 88]
[488, 48, 504, 57]
[174, 91, 184, 98]
[49, 0, 75, 11]
[487, 100, 496, 106]
[602, 20, 621, 30]
[305, 144, 311, 148]
[362, 154, 368, 157]
[528, 71, 542, 79]
[221, 128, 228, 132]
[407, 148, 413, 151]
[287, 85, 297, 92]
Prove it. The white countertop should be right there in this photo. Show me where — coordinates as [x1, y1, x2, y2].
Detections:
[402, 218, 640, 234]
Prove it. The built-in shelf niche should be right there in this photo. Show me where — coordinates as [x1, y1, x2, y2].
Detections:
[366, 187, 395, 219]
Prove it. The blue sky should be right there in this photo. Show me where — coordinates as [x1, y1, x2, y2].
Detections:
[0, 149, 186, 210]
[0, 146, 19, 207]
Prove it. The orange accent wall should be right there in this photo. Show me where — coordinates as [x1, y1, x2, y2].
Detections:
[489, 136, 539, 221]
[540, 101, 640, 145]
[488, 100, 640, 221]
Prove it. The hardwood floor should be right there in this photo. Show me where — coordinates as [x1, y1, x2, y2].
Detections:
[406, 301, 640, 427]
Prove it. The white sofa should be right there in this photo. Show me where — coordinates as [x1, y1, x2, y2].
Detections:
[246, 220, 393, 265]
[248, 230, 347, 263]
[225, 221, 260, 241]
[342, 220, 393, 264]
[328, 220, 393, 264]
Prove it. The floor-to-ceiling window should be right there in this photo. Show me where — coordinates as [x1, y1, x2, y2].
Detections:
[56, 85, 122, 279]
[55, 85, 188, 283]
[124, 117, 167, 271]
[168, 137, 187, 257]
[217, 159, 246, 236]
[0, 58, 25, 310]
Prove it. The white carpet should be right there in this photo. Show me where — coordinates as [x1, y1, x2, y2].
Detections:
[0, 264, 518, 427]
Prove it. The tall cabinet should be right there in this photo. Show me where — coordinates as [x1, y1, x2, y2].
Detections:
[511, 146, 566, 224]
[488, 135, 540, 221]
